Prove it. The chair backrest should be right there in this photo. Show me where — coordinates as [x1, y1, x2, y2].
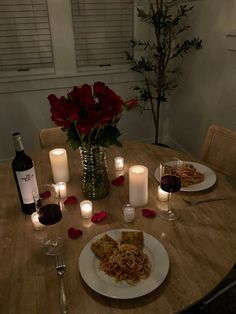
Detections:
[202, 124, 236, 178]
[39, 127, 68, 148]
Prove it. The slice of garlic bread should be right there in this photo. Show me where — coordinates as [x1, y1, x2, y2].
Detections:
[120, 231, 144, 250]
[91, 234, 118, 259]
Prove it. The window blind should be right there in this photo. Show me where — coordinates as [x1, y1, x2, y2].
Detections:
[0, 0, 54, 73]
[71, 0, 134, 68]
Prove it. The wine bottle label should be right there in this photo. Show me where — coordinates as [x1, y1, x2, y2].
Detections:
[15, 167, 37, 204]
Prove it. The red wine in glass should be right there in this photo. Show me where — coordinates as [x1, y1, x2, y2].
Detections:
[159, 158, 182, 221]
[38, 204, 62, 225]
[33, 184, 63, 255]
[160, 175, 181, 193]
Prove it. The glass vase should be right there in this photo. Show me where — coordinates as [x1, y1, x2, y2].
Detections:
[79, 145, 109, 199]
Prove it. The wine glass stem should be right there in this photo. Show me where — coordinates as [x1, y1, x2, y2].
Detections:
[168, 192, 172, 214]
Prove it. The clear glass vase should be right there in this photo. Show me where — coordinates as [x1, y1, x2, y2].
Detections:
[79, 145, 109, 199]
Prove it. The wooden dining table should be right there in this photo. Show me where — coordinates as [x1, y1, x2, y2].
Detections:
[0, 141, 236, 314]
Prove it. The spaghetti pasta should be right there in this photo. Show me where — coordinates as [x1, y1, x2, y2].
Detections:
[172, 163, 204, 187]
[99, 244, 151, 284]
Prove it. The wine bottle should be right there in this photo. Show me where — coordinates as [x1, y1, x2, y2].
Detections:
[12, 132, 38, 214]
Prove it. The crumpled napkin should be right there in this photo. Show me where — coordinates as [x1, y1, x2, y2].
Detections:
[68, 227, 83, 239]
[142, 208, 156, 218]
[64, 196, 78, 205]
[111, 175, 125, 186]
[91, 210, 108, 223]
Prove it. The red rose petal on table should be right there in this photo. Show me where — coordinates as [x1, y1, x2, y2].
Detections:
[91, 210, 108, 223]
[111, 175, 125, 186]
[142, 208, 156, 218]
[64, 196, 78, 205]
[68, 227, 83, 239]
[40, 190, 51, 199]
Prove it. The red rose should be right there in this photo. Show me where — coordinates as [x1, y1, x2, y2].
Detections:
[125, 98, 138, 110]
[48, 94, 59, 107]
[48, 81, 137, 147]
[101, 115, 112, 125]
[77, 124, 91, 136]
[68, 86, 80, 101]
[94, 81, 106, 96]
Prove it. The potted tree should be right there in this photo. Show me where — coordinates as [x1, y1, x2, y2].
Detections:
[126, 0, 202, 145]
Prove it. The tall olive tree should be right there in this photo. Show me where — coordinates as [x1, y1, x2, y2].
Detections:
[126, 0, 202, 144]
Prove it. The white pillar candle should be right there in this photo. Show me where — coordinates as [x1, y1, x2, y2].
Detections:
[123, 204, 135, 223]
[31, 212, 45, 230]
[129, 165, 148, 207]
[55, 182, 67, 198]
[80, 200, 93, 219]
[158, 185, 168, 201]
[49, 148, 70, 183]
[114, 157, 124, 171]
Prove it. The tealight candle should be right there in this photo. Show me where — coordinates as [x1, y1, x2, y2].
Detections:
[31, 212, 45, 230]
[55, 182, 67, 198]
[115, 157, 124, 171]
[129, 165, 148, 207]
[158, 185, 168, 201]
[123, 204, 135, 223]
[49, 148, 70, 183]
[80, 200, 93, 219]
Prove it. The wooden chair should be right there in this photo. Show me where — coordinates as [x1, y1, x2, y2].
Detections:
[39, 126, 68, 148]
[199, 124, 236, 309]
[202, 124, 236, 179]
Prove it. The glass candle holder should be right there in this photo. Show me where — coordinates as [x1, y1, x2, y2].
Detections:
[80, 200, 93, 219]
[114, 157, 124, 171]
[55, 182, 67, 198]
[123, 203, 135, 223]
[158, 185, 168, 201]
[31, 212, 45, 230]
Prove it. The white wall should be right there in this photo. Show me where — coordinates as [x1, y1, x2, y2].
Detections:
[166, 0, 236, 157]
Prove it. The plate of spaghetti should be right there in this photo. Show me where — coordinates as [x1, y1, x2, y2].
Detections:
[79, 229, 169, 299]
[154, 161, 216, 192]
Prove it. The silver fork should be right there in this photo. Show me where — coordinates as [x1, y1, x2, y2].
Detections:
[183, 195, 226, 206]
[56, 254, 67, 314]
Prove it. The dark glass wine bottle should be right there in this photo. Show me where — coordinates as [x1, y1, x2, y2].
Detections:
[12, 132, 38, 214]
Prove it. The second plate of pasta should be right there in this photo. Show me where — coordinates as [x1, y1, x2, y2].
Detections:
[154, 161, 216, 192]
[79, 229, 169, 299]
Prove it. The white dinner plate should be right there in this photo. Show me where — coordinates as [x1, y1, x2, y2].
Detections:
[78, 229, 169, 299]
[154, 161, 216, 192]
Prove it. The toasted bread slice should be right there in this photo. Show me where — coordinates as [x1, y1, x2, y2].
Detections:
[120, 231, 144, 250]
[91, 234, 118, 259]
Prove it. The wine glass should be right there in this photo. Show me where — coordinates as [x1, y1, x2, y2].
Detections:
[159, 158, 182, 221]
[32, 184, 63, 255]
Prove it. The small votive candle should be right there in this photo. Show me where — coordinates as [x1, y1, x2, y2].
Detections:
[158, 185, 168, 201]
[55, 182, 67, 198]
[31, 212, 45, 230]
[115, 157, 124, 171]
[80, 200, 93, 219]
[129, 165, 148, 207]
[49, 148, 70, 183]
[123, 204, 135, 223]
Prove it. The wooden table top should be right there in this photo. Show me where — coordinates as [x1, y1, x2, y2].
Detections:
[0, 141, 236, 314]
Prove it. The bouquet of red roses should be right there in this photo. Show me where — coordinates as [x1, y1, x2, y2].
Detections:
[48, 81, 137, 149]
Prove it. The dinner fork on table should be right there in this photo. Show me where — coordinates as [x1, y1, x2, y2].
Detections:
[183, 195, 226, 206]
[56, 254, 68, 314]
